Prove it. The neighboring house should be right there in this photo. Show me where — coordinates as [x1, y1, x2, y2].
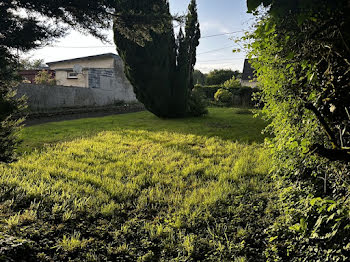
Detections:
[47, 53, 136, 102]
[19, 69, 55, 83]
[240, 59, 258, 88]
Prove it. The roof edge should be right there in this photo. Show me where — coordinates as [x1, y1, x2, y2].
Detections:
[47, 53, 119, 65]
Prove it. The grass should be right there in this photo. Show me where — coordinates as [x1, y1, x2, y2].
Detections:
[18, 107, 267, 154]
[0, 107, 275, 261]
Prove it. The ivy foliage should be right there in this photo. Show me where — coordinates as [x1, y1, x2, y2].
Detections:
[246, 0, 350, 260]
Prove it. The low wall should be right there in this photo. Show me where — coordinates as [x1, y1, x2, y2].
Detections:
[16, 84, 138, 112]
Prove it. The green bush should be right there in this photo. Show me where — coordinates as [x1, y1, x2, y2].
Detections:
[34, 70, 56, 85]
[0, 87, 25, 163]
[188, 89, 208, 116]
[195, 84, 260, 108]
[247, 0, 350, 261]
[223, 76, 241, 89]
[194, 84, 221, 100]
[0, 48, 26, 163]
[214, 88, 232, 104]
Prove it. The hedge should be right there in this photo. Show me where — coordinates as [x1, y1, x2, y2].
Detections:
[194, 84, 261, 107]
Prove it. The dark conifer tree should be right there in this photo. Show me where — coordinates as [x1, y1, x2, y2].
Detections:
[114, 0, 205, 118]
[185, 0, 201, 90]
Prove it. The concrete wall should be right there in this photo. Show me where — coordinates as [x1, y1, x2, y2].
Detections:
[16, 83, 138, 111]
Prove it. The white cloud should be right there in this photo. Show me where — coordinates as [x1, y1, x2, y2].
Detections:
[200, 21, 234, 34]
[196, 60, 244, 73]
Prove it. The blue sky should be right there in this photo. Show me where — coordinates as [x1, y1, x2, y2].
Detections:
[27, 0, 254, 73]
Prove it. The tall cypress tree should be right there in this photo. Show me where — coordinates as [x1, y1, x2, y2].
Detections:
[185, 0, 201, 90]
[114, 0, 205, 118]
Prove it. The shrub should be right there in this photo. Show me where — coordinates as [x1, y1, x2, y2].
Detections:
[188, 88, 208, 116]
[0, 48, 26, 163]
[223, 76, 241, 89]
[34, 70, 56, 85]
[194, 84, 221, 100]
[214, 88, 232, 104]
[0, 87, 26, 163]
[247, 0, 350, 260]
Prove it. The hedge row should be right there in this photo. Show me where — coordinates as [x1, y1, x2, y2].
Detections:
[194, 84, 261, 107]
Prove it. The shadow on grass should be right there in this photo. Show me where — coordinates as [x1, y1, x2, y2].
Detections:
[18, 107, 269, 155]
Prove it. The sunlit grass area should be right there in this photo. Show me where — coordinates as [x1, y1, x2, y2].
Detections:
[18, 107, 267, 154]
[1, 108, 275, 261]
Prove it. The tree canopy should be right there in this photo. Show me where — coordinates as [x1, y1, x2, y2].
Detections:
[205, 69, 240, 86]
[193, 70, 206, 85]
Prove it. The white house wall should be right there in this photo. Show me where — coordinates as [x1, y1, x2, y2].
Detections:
[55, 69, 89, 88]
[47, 55, 137, 103]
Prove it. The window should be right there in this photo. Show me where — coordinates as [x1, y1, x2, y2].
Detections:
[67, 72, 78, 79]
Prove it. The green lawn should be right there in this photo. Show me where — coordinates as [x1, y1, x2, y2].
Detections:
[18, 107, 267, 154]
[1, 107, 275, 261]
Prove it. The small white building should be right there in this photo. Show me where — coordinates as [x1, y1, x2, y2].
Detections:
[47, 53, 137, 102]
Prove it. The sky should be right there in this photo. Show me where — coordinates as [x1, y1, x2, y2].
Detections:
[26, 0, 255, 73]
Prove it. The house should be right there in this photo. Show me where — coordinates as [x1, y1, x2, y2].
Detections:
[240, 59, 258, 88]
[47, 53, 136, 102]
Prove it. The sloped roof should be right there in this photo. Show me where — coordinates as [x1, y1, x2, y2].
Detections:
[47, 53, 120, 66]
[241, 59, 256, 81]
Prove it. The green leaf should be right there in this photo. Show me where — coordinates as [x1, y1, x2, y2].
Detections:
[297, 14, 307, 25]
[269, 236, 278, 242]
[300, 218, 307, 231]
[310, 197, 322, 206]
[327, 204, 337, 212]
[286, 52, 295, 60]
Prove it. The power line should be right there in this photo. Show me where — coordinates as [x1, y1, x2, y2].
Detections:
[201, 30, 245, 39]
[197, 61, 242, 65]
[197, 58, 244, 62]
[48, 30, 246, 50]
[50, 30, 246, 49]
[197, 45, 236, 55]
[52, 44, 240, 58]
